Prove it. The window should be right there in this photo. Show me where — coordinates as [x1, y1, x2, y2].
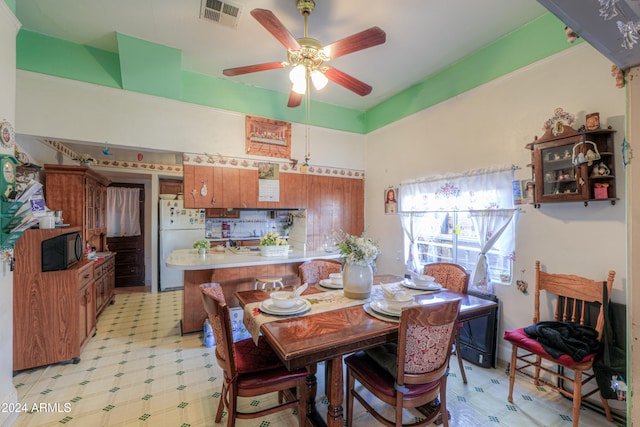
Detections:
[399, 166, 518, 294]
[413, 212, 513, 287]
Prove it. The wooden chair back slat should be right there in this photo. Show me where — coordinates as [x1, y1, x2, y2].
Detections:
[534, 260, 615, 339]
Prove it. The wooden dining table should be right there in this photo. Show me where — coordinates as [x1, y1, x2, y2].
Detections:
[236, 274, 499, 427]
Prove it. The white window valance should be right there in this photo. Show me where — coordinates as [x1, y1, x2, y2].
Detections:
[398, 165, 516, 212]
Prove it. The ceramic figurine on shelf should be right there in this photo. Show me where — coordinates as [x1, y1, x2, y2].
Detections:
[611, 65, 625, 88]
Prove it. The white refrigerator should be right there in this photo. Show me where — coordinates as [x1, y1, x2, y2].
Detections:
[159, 200, 205, 291]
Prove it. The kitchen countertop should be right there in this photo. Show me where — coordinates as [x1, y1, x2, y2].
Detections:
[165, 248, 340, 270]
[207, 236, 262, 242]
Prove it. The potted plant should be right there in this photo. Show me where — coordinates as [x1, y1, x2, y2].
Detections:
[334, 230, 380, 299]
[259, 232, 289, 257]
[74, 153, 96, 166]
[193, 239, 210, 256]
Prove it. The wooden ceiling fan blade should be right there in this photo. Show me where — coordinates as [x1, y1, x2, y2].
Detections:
[287, 90, 303, 108]
[323, 67, 372, 96]
[250, 9, 301, 51]
[223, 62, 285, 76]
[322, 27, 386, 60]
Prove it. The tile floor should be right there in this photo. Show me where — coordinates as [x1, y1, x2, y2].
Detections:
[11, 291, 625, 427]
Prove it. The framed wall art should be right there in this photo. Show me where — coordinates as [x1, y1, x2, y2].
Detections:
[384, 187, 398, 214]
[246, 115, 291, 159]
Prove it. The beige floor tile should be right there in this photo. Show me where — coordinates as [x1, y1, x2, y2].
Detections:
[11, 291, 625, 427]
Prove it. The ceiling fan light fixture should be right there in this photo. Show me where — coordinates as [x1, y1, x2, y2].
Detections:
[289, 64, 307, 85]
[292, 80, 307, 95]
[311, 69, 328, 90]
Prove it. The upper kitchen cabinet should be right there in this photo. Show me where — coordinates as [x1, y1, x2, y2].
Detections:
[305, 174, 364, 250]
[183, 165, 222, 209]
[221, 168, 258, 209]
[44, 165, 112, 251]
[280, 172, 307, 209]
[159, 179, 183, 196]
[526, 123, 617, 207]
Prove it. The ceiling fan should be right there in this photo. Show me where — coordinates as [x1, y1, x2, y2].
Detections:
[222, 0, 386, 108]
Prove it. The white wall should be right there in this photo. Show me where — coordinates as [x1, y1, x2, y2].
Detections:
[364, 43, 627, 363]
[0, 3, 21, 426]
[15, 72, 366, 171]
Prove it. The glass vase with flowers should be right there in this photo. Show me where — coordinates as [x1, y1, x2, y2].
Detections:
[334, 230, 380, 299]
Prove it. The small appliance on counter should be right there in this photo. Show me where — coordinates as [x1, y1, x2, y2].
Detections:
[221, 222, 231, 238]
[41, 231, 83, 272]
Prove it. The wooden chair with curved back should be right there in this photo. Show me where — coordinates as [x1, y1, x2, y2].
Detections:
[298, 258, 342, 285]
[345, 298, 462, 427]
[503, 261, 615, 427]
[200, 283, 308, 426]
[423, 262, 470, 384]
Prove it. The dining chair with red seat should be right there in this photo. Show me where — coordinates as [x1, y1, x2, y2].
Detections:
[423, 262, 470, 384]
[199, 283, 308, 427]
[298, 258, 342, 285]
[345, 298, 462, 427]
[503, 261, 615, 427]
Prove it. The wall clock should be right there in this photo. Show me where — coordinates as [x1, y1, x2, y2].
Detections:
[0, 119, 15, 149]
[0, 155, 18, 198]
[245, 115, 291, 159]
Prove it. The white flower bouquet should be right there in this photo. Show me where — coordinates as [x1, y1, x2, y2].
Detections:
[334, 230, 380, 266]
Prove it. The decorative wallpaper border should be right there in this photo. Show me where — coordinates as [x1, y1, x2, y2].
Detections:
[182, 153, 364, 179]
[37, 142, 363, 179]
[42, 139, 183, 174]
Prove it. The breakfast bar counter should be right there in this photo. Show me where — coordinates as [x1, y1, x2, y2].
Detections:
[166, 248, 340, 334]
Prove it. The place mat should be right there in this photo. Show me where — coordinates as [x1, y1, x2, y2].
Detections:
[243, 281, 439, 344]
[244, 288, 367, 344]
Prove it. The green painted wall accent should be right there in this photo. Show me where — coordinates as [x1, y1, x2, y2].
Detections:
[16, 30, 122, 88]
[364, 13, 577, 132]
[5, 0, 16, 14]
[15, 12, 574, 134]
[182, 71, 366, 132]
[116, 33, 182, 100]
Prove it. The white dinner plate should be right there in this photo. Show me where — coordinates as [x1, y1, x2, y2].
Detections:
[401, 279, 442, 291]
[260, 298, 312, 316]
[370, 299, 417, 317]
[363, 303, 399, 323]
[319, 279, 343, 289]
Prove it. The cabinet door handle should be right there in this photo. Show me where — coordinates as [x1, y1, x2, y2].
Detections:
[211, 195, 216, 206]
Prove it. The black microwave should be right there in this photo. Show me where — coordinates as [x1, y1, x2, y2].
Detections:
[41, 231, 83, 272]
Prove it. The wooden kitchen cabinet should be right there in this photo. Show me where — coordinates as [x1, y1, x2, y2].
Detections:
[183, 165, 222, 208]
[13, 227, 96, 371]
[78, 262, 97, 352]
[205, 208, 240, 218]
[94, 253, 115, 316]
[526, 124, 617, 207]
[235, 238, 261, 246]
[306, 174, 364, 250]
[280, 172, 307, 208]
[239, 169, 259, 208]
[44, 165, 111, 251]
[159, 179, 183, 195]
[182, 165, 365, 250]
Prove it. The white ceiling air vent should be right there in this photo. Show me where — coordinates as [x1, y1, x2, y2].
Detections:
[200, 0, 242, 30]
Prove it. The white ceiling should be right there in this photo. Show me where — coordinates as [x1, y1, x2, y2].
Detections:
[15, 0, 548, 111]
